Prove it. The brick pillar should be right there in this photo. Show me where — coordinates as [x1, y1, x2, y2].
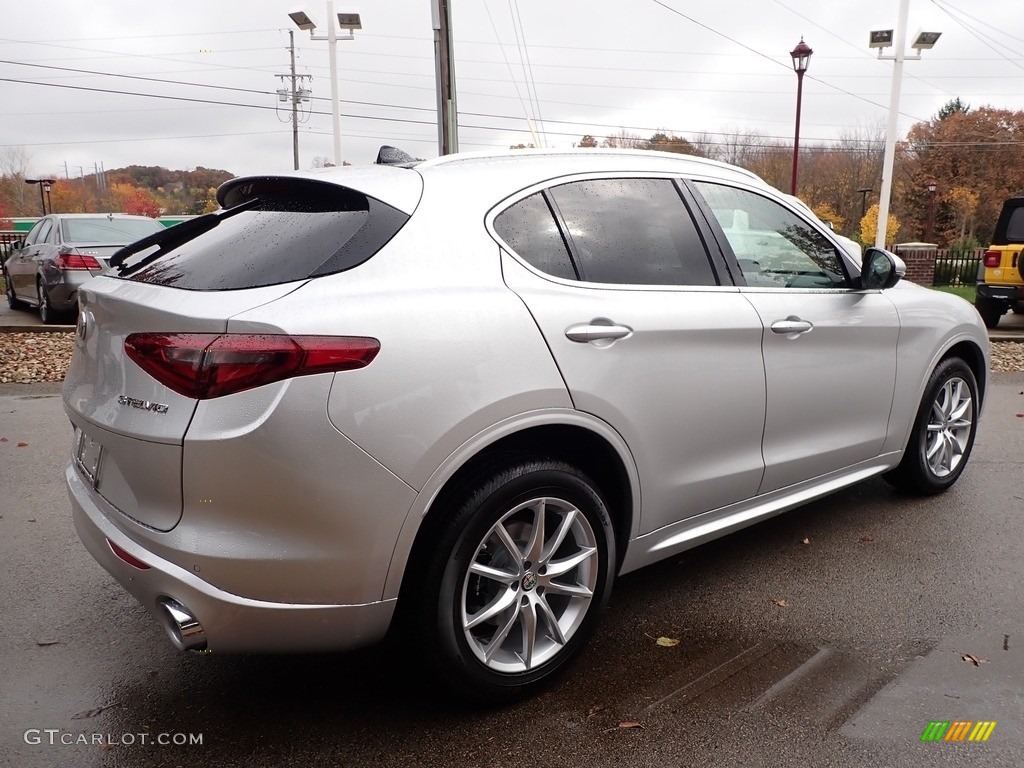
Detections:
[894, 244, 937, 285]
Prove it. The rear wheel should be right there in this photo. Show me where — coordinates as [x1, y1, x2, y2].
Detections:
[415, 459, 615, 703]
[884, 358, 978, 495]
[37, 278, 60, 325]
[974, 296, 1002, 329]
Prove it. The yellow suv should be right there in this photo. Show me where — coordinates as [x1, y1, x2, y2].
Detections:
[976, 197, 1024, 328]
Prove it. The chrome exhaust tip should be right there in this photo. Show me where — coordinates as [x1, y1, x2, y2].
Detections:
[157, 598, 207, 651]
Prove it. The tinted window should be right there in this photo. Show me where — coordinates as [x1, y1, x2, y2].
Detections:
[35, 220, 53, 245]
[63, 217, 163, 244]
[548, 178, 716, 286]
[694, 182, 848, 289]
[493, 192, 576, 280]
[1006, 208, 1024, 242]
[117, 182, 409, 290]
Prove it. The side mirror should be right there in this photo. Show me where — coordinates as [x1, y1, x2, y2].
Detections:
[861, 247, 906, 290]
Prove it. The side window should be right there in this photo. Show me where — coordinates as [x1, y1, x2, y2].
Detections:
[35, 220, 53, 245]
[693, 182, 848, 289]
[548, 178, 716, 286]
[1006, 208, 1024, 242]
[493, 192, 577, 280]
[23, 220, 46, 246]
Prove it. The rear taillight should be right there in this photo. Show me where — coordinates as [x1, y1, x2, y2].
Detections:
[55, 249, 103, 270]
[983, 250, 1002, 268]
[124, 333, 380, 399]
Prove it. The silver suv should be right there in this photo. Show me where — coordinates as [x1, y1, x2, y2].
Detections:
[63, 149, 989, 701]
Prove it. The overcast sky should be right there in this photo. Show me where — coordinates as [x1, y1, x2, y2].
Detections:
[1, 0, 1021, 179]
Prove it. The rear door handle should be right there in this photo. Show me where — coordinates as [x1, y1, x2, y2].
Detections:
[565, 323, 633, 343]
[770, 318, 813, 335]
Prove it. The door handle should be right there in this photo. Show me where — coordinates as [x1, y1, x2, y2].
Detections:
[565, 323, 633, 343]
[770, 318, 813, 335]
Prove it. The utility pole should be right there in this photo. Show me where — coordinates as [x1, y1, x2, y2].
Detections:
[276, 30, 312, 170]
[432, 0, 458, 155]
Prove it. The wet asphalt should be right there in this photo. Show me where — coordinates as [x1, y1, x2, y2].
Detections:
[1, 377, 1023, 768]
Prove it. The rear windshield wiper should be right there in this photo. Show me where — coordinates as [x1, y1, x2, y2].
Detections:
[111, 198, 261, 276]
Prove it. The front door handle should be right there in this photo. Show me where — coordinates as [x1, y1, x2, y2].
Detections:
[770, 318, 813, 335]
[565, 322, 633, 343]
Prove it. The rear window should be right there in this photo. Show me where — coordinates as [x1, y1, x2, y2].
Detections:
[63, 217, 163, 244]
[115, 180, 409, 290]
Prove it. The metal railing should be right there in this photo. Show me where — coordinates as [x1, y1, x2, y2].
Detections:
[933, 248, 985, 286]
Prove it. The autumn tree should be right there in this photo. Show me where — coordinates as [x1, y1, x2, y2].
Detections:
[576, 135, 598, 148]
[902, 101, 1024, 245]
[810, 202, 844, 233]
[860, 203, 899, 246]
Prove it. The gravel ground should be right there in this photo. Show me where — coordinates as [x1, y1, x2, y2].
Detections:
[1, 331, 1023, 384]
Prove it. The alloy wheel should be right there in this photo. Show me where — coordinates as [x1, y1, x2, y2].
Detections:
[460, 495, 599, 674]
[924, 376, 973, 478]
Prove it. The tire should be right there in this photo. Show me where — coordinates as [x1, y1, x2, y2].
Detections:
[884, 358, 979, 495]
[414, 459, 615, 703]
[974, 296, 1002, 329]
[37, 278, 60, 325]
[5, 269, 27, 310]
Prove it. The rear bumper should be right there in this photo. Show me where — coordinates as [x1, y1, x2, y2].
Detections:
[977, 282, 1022, 306]
[67, 465, 396, 653]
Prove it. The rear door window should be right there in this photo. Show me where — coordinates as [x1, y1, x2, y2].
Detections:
[115, 180, 409, 290]
[493, 193, 577, 280]
[494, 177, 718, 287]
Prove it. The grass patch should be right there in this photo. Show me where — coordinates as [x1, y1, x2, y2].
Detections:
[931, 284, 975, 303]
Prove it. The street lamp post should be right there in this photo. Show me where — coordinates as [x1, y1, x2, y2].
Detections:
[789, 38, 813, 197]
[857, 187, 873, 220]
[926, 182, 937, 242]
[25, 178, 56, 216]
[870, 3, 941, 248]
[288, 4, 361, 167]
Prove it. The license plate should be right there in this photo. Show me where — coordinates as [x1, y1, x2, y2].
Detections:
[74, 427, 104, 488]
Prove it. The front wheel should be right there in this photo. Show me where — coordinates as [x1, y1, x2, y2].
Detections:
[5, 268, 27, 310]
[884, 358, 979, 495]
[416, 459, 615, 703]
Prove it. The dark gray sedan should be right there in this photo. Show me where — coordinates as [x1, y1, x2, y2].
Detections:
[4, 213, 164, 323]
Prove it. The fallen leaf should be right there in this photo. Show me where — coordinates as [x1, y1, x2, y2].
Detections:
[36, 640, 62, 646]
[656, 636, 680, 647]
[0, 437, 8, 442]
[961, 653, 990, 666]
[585, 705, 604, 720]
[860, 535, 875, 543]
[772, 598, 789, 608]
[27, 518, 36, 523]
[617, 721, 645, 730]
[1016, 414, 1024, 418]
[17, 441, 28, 447]
[802, 537, 811, 545]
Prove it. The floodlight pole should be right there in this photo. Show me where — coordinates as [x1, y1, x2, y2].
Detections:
[875, 0, 910, 249]
[325, 1, 342, 166]
[432, 0, 459, 155]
